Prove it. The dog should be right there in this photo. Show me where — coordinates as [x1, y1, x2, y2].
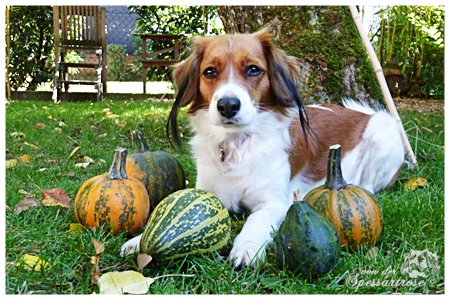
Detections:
[121, 29, 405, 270]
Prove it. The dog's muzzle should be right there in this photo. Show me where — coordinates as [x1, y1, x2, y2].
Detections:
[217, 97, 241, 119]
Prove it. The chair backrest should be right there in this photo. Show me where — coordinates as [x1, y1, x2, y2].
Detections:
[54, 6, 105, 48]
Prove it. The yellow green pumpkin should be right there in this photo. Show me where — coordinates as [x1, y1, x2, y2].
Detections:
[304, 144, 383, 251]
[74, 147, 150, 235]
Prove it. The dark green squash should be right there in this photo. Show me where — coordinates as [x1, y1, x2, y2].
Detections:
[126, 130, 186, 208]
[304, 144, 384, 251]
[274, 191, 341, 278]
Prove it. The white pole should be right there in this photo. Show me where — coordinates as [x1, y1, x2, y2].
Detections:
[349, 5, 417, 168]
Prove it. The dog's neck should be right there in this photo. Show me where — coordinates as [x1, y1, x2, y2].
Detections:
[218, 132, 252, 163]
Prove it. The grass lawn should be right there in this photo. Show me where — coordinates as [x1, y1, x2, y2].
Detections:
[4, 98, 444, 294]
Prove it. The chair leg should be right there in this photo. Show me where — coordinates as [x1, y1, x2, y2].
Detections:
[96, 49, 103, 101]
[143, 66, 147, 94]
[52, 50, 63, 103]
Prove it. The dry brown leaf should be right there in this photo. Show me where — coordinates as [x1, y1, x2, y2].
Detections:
[18, 154, 31, 163]
[35, 123, 46, 130]
[137, 253, 153, 272]
[41, 188, 71, 208]
[91, 238, 105, 284]
[14, 195, 41, 214]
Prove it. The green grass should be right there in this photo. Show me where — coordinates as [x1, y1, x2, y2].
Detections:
[5, 99, 444, 294]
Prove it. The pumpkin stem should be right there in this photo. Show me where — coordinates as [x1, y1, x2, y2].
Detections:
[324, 144, 348, 190]
[133, 130, 150, 153]
[107, 147, 129, 180]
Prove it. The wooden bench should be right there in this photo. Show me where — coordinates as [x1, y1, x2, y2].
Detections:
[134, 34, 185, 94]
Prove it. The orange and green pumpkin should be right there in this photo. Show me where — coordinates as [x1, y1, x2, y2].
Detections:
[125, 130, 186, 208]
[304, 144, 383, 251]
[74, 147, 150, 235]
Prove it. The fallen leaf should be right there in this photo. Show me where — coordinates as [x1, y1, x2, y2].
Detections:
[35, 123, 46, 129]
[98, 271, 154, 294]
[23, 141, 39, 149]
[41, 188, 71, 208]
[10, 131, 25, 139]
[6, 205, 12, 211]
[83, 156, 95, 164]
[6, 159, 17, 168]
[405, 177, 428, 191]
[137, 253, 153, 272]
[54, 127, 62, 133]
[16, 254, 50, 271]
[69, 223, 84, 232]
[18, 154, 31, 163]
[68, 146, 80, 160]
[18, 189, 31, 195]
[58, 121, 67, 127]
[74, 162, 91, 168]
[14, 195, 41, 214]
[365, 247, 379, 259]
[66, 170, 76, 177]
[91, 238, 105, 284]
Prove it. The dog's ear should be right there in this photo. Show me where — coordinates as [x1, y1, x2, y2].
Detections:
[167, 38, 204, 146]
[253, 28, 310, 140]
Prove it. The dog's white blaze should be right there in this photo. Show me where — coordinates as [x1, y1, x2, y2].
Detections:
[209, 83, 256, 126]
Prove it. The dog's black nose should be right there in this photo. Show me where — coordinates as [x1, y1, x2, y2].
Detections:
[217, 98, 241, 119]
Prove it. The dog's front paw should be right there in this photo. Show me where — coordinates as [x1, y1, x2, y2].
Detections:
[120, 235, 142, 257]
[229, 239, 267, 270]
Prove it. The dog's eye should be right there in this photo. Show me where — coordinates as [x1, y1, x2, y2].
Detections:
[245, 65, 262, 77]
[203, 67, 218, 79]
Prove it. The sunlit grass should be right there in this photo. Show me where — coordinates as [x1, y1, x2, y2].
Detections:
[5, 99, 444, 294]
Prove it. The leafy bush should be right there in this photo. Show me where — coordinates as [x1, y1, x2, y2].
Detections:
[128, 5, 224, 81]
[8, 6, 54, 91]
[107, 44, 132, 81]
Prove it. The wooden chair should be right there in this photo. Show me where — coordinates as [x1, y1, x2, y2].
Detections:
[134, 34, 185, 94]
[52, 6, 107, 102]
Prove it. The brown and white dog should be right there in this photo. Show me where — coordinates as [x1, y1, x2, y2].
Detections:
[122, 29, 405, 269]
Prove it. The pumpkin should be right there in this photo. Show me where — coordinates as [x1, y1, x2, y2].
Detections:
[274, 191, 341, 278]
[74, 147, 150, 235]
[304, 144, 383, 251]
[139, 188, 231, 261]
[125, 130, 186, 208]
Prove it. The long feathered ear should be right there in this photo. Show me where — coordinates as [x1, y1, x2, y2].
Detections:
[167, 38, 204, 146]
[253, 28, 310, 141]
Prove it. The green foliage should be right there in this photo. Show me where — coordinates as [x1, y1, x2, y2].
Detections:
[236, 6, 383, 104]
[107, 44, 132, 81]
[373, 6, 444, 98]
[128, 6, 224, 81]
[8, 6, 54, 91]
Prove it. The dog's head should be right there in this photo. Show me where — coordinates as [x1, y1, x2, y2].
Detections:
[167, 28, 309, 145]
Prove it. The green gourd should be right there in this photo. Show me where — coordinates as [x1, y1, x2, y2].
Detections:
[274, 191, 341, 278]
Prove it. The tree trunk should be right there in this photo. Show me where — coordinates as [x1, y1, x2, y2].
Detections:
[215, 6, 383, 105]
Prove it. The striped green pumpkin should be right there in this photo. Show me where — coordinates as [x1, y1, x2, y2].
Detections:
[304, 144, 383, 251]
[126, 130, 186, 208]
[139, 188, 231, 261]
